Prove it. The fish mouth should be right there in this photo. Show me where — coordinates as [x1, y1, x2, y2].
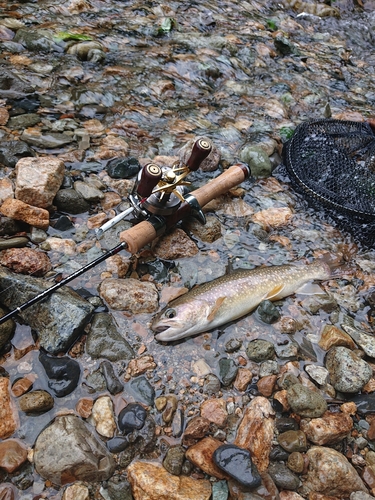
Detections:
[152, 325, 170, 334]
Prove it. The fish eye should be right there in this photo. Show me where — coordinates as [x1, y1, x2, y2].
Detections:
[164, 308, 176, 319]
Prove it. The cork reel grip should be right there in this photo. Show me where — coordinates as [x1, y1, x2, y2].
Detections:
[120, 163, 249, 254]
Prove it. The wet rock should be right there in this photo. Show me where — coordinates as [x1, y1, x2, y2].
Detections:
[301, 446, 367, 497]
[0, 141, 35, 168]
[256, 299, 280, 324]
[129, 376, 155, 405]
[200, 398, 228, 428]
[76, 397, 93, 419]
[274, 339, 299, 359]
[127, 460, 211, 499]
[11, 377, 33, 397]
[239, 145, 272, 178]
[301, 294, 338, 314]
[225, 337, 243, 353]
[246, 339, 275, 362]
[158, 394, 178, 424]
[126, 355, 156, 378]
[0, 69, 34, 99]
[286, 383, 327, 418]
[0, 248, 51, 276]
[19, 390, 54, 413]
[268, 462, 301, 491]
[43, 236, 76, 255]
[182, 416, 211, 447]
[0, 216, 27, 236]
[0, 378, 18, 438]
[233, 367, 253, 392]
[0, 439, 27, 473]
[287, 452, 305, 474]
[0, 198, 49, 229]
[259, 360, 279, 377]
[118, 416, 157, 468]
[270, 445, 290, 462]
[106, 157, 140, 179]
[21, 128, 74, 148]
[39, 352, 81, 397]
[0, 237, 29, 251]
[107, 436, 129, 454]
[54, 188, 91, 214]
[252, 207, 293, 229]
[86, 313, 134, 361]
[90, 396, 116, 438]
[183, 215, 222, 243]
[163, 445, 185, 476]
[234, 396, 275, 472]
[325, 346, 372, 393]
[152, 228, 199, 259]
[62, 483, 90, 500]
[118, 403, 147, 434]
[179, 135, 220, 172]
[0, 483, 17, 500]
[350, 493, 375, 500]
[342, 324, 375, 359]
[0, 107, 9, 125]
[7, 113, 40, 129]
[318, 325, 356, 351]
[213, 443, 262, 489]
[203, 373, 221, 394]
[0, 266, 94, 354]
[99, 278, 158, 313]
[276, 417, 299, 433]
[0, 179, 14, 205]
[85, 369, 106, 393]
[257, 374, 277, 397]
[106, 475, 133, 500]
[277, 430, 307, 452]
[186, 436, 228, 479]
[15, 156, 65, 208]
[13, 28, 60, 52]
[305, 364, 329, 386]
[74, 180, 104, 202]
[34, 415, 116, 485]
[218, 357, 238, 386]
[0, 308, 15, 350]
[300, 412, 353, 445]
[100, 360, 123, 394]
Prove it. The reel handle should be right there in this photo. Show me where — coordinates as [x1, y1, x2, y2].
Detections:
[120, 163, 250, 253]
[186, 138, 212, 171]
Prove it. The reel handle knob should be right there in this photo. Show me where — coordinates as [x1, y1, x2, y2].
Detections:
[186, 138, 212, 171]
[136, 163, 162, 198]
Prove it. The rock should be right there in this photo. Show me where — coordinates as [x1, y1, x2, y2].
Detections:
[286, 383, 327, 418]
[8, 113, 41, 129]
[0, 307, 15, 350]
[0, 140, 36, 168]
[351, 393, 375, 415]
[252, 207, 293, 229]
[126, 355, 157, 378]
[54, 188, 91, 214]
[233, 368, 253, 392]
[200, 398, 228, 428]
[0, 178, 14, 205]
[0, 248, 52, 276]
[107, 436, 129, 453]
[127, 460, 212, 499]
[183, 215, 222, 243]
[11, 377, 33, 397]
[62, 483, 90, 500]
[256, 300, 280, 324]
[218, 357, 238, 386]
[179, 136, 220, 172]
[163, 445, 186, 476]
[0, 266, 94, 354]
[186, 437, 228, 479]
[318, 325, 356, 351]
[325, 346, 372, 393]
[118, 403, 147, 434]
[106, 157, 140, 179]
[99, 278, 158, 313]
[305, 364, 329, 386]
[301, 446, 367, 497]
[15, 156, 65, 208]
[277, 430, 307, 452]
[300, 412, 353, 445]
[350, 493, 375, 500]
[287, 452, 305, 474]
[74, 180, 104, 202]
[21, 128, 74, 148]
[342, 324, 375, 358]
[213, 444, 262, 489]
[43, 237, 77, 255]
[90, 396, 116, 438]
[279, 493, 305, 500]
[76, 397, 93, 419]
[0, 378, 18, 439]
[152, 228, 199, 259]
[203, 373, 221, 395]
[39, 351, 81, 397]
[246, 339, 275, 362]
[182, 416, 211, 447]
[239, 145, 272, 178]
[106, 475, 133, 500]
[268, 462, 301, 491]
[129, 376, 155, 405]
[234, 396, 275, 472]
[0, 439, 28, 473]
[257, 374, 277, 397]
[100, 360, 123, 394]
[18, 390, 54, 413]
[86, 313, 134, 361]
[34, 415, 116, 485]
[0, 198, 49, 229]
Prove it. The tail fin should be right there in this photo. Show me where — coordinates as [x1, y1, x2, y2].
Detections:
[318, 252, 353, 278]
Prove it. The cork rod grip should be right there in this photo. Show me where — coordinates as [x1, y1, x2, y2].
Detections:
[192, 163, 249, 208]
[119, 220, 157, 254]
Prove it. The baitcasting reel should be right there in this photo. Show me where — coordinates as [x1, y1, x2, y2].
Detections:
[96, 138, 212, 236]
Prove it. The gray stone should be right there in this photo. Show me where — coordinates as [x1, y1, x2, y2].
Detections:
[0, 141, 36, 168]
[0, 266, 94, 354]
[73, 180, 104, 202]
[239, 145, 272, 178]
[34, 415, 116, 485]
[268, 461, 301, 490]
[86, 313, 134, 361]
[325, 346, 372, 393]
[21, 129, 74, 149]
[287, 383, 327, 418]
[0, 307, 15, 350]
[8, 113, 41, 129]
[54, 188, 90, 214]
[246, 339, 275, 362]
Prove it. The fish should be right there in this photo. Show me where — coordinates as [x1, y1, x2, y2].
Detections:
[151, 256, 341, 342]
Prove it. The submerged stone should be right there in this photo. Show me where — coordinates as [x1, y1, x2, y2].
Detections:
[213, 444, 262, 489]
[106, 157, 140, 179]
[118, 403, 147, 434]
[39, 351, 81, 397]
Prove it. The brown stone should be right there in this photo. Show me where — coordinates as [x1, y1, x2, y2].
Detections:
[362, 466, 375, 490]
[127, 355, 157, 377]
[233, 368, 253, 392]
[0, 198, 49, 230]
[152, 228, 199, 260]
[279, 492, 305, 500]
[318, 325, 356, 351]
[185, 437, 229, 479]
[127, 460, 211, 500]
[273, 390, 290, 412]
[19, 390, 54, 413]
[100, 191, 122, 211]
[0, 178, 13, 204]
[252, 206, 293, 229]
[76, 398, 94, 419]
[200, 399, 227, 428]
[0, 378, 18, 439]
[0, 483, 17, 500]
[0, 248, 52, 276]
[0, 108, 9, 126]
[0, 439, 28, 473]
[182, 416, 211, 447]
[257, 374, 277, 397]
[234, 396, 275, 472]
[300, 412, 353, 446]
[11, 377, 33, 397]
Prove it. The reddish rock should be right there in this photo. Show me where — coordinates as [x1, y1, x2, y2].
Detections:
[0, 248, 51, 276]
[11, 377, 33, 397]
[257, 374, 277, 397]
[233, 368, 253, 392]
[0, 378, 18, 439]
[76, 398, 94, 419]
[0, 483, 17, 500]
[252, 207, 293, 229]
[0, 439, 28, 473]
[182, 416, 211, 447]
[152, 228, 199, 260]
[0, 198, 49, 230]
[99, 278, 158, 313]
[300, 412, 353, 445]
[185, 437, 229, 479]
[200, 399, 228, 428]
[0, 178, 13, 204]
[318, 325, 356, 351]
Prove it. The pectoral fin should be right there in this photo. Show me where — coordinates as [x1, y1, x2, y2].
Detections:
[295, 282, 326, 295]
[207, 297, 226, 322]
[264, 284, 285, 301]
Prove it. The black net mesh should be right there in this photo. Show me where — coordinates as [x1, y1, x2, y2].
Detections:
[281, 119, 375, 247]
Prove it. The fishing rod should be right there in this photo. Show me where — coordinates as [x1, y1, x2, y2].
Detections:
[0, 138, 250, 325]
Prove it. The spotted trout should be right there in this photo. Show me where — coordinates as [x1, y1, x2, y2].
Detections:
[152, 256, 340, 341]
